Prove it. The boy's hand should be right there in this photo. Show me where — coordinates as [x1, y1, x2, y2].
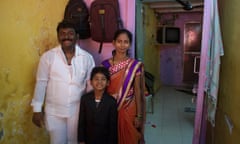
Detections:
[32, 112, 44, 128]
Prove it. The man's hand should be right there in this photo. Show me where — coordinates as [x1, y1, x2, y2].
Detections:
[32, 112, 44, 128]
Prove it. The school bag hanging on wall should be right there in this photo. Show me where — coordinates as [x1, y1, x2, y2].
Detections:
[90, 0, 123, 53]
[64, 0, 91, 39]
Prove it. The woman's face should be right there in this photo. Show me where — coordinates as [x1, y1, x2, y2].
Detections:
[113, 33, 131, 54]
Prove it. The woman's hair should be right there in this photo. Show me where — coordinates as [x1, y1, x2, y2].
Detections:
[112, 29, 133, 56]
[113, 28, 133, 43]
[90, 66, 110, 81]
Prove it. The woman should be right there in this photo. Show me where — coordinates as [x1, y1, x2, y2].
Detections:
[101, 29, 145, 144]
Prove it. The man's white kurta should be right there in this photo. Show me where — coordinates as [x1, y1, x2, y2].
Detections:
[31, 45, 95, 117]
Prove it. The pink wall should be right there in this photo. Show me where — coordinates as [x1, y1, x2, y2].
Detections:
[78, 0, 136, 65]
[159, 12, 203, 86]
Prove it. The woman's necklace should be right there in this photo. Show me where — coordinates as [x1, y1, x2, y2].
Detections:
[112, 56, 128, 66]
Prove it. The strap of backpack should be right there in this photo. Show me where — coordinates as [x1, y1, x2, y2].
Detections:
[98, 42, 103, 53]
[116, 0, 123, 29]
[98, 7, 106, 53]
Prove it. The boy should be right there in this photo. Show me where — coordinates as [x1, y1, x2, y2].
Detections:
[78, 66, 118, 144]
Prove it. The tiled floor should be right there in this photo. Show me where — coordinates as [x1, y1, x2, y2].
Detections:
[144, 86, 195, 144]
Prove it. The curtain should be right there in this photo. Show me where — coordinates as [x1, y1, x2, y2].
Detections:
[193, 0, 224, 143]
[204, 0, 224, 127]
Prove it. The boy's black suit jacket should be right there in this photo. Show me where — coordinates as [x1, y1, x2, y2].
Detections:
[78, 91, 118, 144]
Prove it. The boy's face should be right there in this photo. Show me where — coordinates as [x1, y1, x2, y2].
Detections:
[91, 73, 109, 91]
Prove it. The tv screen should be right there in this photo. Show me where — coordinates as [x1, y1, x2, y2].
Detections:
[156, 27, 180, 44]
[165, 27, 180, 43]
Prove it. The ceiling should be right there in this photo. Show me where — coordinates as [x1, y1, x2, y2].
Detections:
[142, 0, 204, 13]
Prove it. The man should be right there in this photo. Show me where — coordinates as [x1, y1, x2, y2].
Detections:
[31, 20, 95, 144]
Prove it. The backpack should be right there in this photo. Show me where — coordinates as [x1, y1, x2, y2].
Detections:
[64, 0, 91, 39]
[90, 0, 123, 53]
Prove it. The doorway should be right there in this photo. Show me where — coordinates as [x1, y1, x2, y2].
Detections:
[137, 1, 205, 144]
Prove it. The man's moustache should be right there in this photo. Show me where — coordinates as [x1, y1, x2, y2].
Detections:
[62, 39, 72, 42]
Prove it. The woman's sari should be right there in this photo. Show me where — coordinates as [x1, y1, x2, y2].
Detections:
[102, 58, 145, 144]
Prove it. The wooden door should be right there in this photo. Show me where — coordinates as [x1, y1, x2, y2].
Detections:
[183, 22, 202, 85]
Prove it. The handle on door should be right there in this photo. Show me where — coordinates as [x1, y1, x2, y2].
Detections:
[194, 56, 200, 74]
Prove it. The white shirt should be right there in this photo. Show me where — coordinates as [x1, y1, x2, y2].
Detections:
[31, 45, 95, 117]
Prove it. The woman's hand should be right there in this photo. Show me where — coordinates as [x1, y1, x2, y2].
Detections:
[135, 116, 145, 144]
[134, 116, 143, 129]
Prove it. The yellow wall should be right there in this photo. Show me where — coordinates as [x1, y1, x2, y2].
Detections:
[142, 4, 161, 91]
[0, 0, 67, 143]
[211, 0, 240, 144]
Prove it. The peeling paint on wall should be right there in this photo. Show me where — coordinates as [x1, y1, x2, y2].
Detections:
[143, 4, 161, 90]
[0, 112, 4, 141]
[32, 26, 58, 56]
[0, 0, 68, 143]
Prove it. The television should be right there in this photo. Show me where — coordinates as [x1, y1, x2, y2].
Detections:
[156, 26, 180, 44]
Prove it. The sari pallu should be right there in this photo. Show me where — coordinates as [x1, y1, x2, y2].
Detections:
[102, 58, 145, 144]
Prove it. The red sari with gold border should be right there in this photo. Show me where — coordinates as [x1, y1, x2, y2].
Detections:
[102, 58, 145, 144]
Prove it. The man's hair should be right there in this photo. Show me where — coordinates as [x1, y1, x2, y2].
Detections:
[56, 20, 77, 33]
[90, 66, 110, 81]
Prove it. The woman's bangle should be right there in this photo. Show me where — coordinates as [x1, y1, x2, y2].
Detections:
[136, 114, 143, 119]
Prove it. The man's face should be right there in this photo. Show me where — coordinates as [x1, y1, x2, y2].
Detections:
[57, 28, 78, 48]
